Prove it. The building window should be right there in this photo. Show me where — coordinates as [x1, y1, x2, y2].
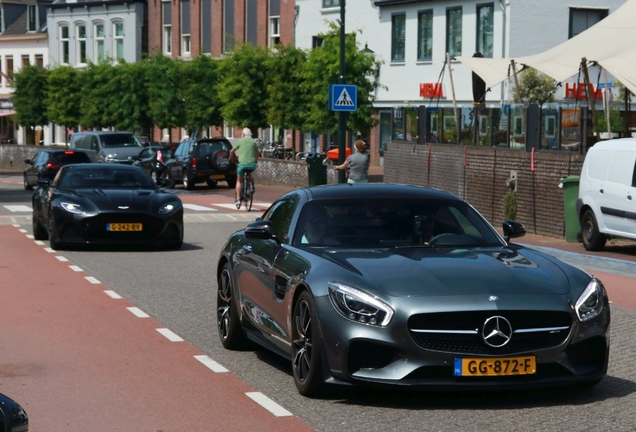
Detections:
[312, 36, 324, 49]
[391, 13, 406, 63]
[569, 8, 608, 38]
[269, 17, 280, 48]
[162, 1, 172, 55]
[5, 56, 13, 81]
[35, 54, 43, 67]
[0, 7, 4, 33]
[114, 22, 124, 60]
[94, 24, 105, 62]
[446, 7, 462, 57]
[477, 4, 494, 57]
[77, 25, 87, 64]
[27, 5, 37, 32]
[322, 0, 339, 7]
[22, 55, 30, 68]
[224, 123, 234, 138]
[417, 10, 433, 61]
[181, 0, 191, 55]
[200, 0, 211, 53]
[60, 26, 70, 64]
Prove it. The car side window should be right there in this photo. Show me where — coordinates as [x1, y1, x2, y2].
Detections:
[187, 142, 194, 156]
[264, 197, 299, 242]
[33, 152, 44, 164]
[90, 135, 99, 151]
[139, 149, 151, 159]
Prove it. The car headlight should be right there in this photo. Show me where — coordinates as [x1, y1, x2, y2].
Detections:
[328, 282, 394, 326]
[159, 201, 181, 214]
[60, 202, 86, 214]
[575, 278, 605, 322]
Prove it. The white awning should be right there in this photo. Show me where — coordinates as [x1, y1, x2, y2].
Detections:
[457, 0, 636, 95]
[0, 110, 15, 117]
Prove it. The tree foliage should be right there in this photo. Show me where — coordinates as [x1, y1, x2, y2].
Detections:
[146, 54, 187, 137]
[515, 67, 558, 106]
[46, 65, 82, 140]
[181, 55, 223, 134]
[104, 61, 153, 132]
[11, 65, 48, 127]
[80, 61, 119, 129]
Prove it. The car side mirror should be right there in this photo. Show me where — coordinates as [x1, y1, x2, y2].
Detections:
[245, 220, 274, 239]
[160, 178, 175, 188]
[502, 220, 526, 243]
[37, 178, 51, 187]
[24, 158, 32, 165]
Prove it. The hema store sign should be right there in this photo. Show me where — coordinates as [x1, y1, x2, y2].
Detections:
[420, 83, 445, 99]
[563, 83, 612, 100]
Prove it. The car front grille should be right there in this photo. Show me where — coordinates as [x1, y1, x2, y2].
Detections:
[408, 310, 572, 355]
[81, 213, 166, 240]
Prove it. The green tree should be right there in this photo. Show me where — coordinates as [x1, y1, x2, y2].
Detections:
[265, 44, 308, 138]
[301, 23, 384, 134]
[46, 65, 82, 145]
[80, 61, 118, 129]
[146, 54, 187, 141]
[104, 61, 153, 133]
[515, 67, 558, 106]
[218, 43, 271, 132]
[181, 55, 223, 134]
[11, 65, 49, 135]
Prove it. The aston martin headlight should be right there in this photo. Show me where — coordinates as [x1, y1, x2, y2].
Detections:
[575, 278, 605, 322]
[60, 202, 86, 214]
[328, 282, 394, 326]
[159, 201, 181, 214]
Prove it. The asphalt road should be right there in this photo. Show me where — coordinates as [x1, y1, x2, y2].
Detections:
[2, 176, 636, 431]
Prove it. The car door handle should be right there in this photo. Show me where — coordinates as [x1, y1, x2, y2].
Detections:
[599, 189, 604, 194]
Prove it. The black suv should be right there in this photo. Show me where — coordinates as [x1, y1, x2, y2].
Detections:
[165, 137, 236, 190]
[23, 149, 92, 190]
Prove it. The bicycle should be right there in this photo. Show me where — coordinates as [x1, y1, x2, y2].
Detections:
[236, 170, 254, 211]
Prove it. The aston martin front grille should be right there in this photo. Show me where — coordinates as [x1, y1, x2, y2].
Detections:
[408, 311, 572, 355]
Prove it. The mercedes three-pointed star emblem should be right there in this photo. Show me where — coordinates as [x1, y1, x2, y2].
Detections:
[482, 316, 513, 348]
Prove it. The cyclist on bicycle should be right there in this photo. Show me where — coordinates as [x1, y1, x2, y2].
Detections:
[229, 127, 259, 207]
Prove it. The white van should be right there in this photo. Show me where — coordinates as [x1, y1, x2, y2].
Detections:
[577, 138, 636, 250]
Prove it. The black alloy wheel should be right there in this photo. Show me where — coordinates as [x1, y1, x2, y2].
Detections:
[23, 175, 32, 191]
[32, 213, 48, 241]
[217, 263, 247, 349]
[48, 215, 64, 251]
[581, 210, 606, 251]
[292, 290, 325, 396]
[183, 170, 194, 190]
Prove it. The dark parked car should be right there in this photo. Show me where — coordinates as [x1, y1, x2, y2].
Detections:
[165, 137, 236, 190]
[0, 392, 28, 431]
[23, 149, 92, 191]
[32, 164, 183, 250]
[132, 145, 177, 183]
[217, 184, 610, 396]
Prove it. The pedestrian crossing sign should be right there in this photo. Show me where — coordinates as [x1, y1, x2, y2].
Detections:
[329, 84, 357, 112]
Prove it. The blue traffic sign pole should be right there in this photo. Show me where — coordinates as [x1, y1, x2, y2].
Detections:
[337, 0, 347, 184]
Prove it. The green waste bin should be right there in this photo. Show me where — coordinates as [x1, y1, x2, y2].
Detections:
[306, 153, 327, 186]
[559, 175, 581, 243]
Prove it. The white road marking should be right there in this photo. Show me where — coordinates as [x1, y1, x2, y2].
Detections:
[245, 392, 293, 417]
[127, 307, 149, 318]
[12, 224, 20, 227]
[213, 203, 268, 211]
[104, 290, 122, 299]
[44, 247, 55, 253]
[193, 355, 228, 373]
[69, 265, 83, 272]
[18, 229, 27, 233]
[183, 203, 218, 212]
[85, 276, 101, 284]
[34, 240, 45, 245]
[26, 234, 34, 239]
[4, 205, 32, 212]
[156, 328, 184, 342]
[55, 256, 69, 262]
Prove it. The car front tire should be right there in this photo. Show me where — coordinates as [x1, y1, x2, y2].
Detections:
[183, 170, 194, 190]
[23, 175, 33, 191]
[292, 290, 325, 397]
[32, 213, 48, 241]
[581, 210, 606, 251]
[48, 215, 65, 251]
[217, 263, 248, 349]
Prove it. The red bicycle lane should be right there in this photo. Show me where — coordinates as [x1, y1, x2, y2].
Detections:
[0, 225, 314, 432]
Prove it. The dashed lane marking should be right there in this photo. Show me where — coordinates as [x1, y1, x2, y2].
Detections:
[127, 307, 149, 318]
[104, 290, 122, 299]
[26, 234, 34, 239]
[44, 247, 55, 253]
[193, 355, 229, 373]
[156, 328, 184, 342]
[183, 203, 218, 211]
[55, 256, 69, 262]
[85, 276, 101, 284]
[245, 392, 293, 417]
[18, 228, 27, 233]
[69, 265, 83, 272]
[34, 240, 45, 245]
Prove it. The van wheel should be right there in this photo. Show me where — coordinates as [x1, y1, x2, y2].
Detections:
[581, 210, 606, 251]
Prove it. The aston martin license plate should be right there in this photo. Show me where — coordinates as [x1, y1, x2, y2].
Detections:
[454, 356, 536, 376]
[107, 223, 143, 231]
[210, 174, 225, 180]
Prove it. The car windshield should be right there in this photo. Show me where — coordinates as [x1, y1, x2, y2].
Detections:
[50, 152, 92, 164]
[293, 198, 504, 249]
[197, 140, 231, 156]
[58, 167, 155, 190]
[100, 134, 143, 148]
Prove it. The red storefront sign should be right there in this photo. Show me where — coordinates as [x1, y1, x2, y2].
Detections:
[420, 83, 445, 98]
[564, 83, 603, 100]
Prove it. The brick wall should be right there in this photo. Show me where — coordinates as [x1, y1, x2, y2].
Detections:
[255, 157, 338, 187]
[384, 142, 585, 238]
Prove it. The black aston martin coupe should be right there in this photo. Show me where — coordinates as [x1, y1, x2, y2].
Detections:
[217, 184, 609, 396]
[32, 163, 183, 250]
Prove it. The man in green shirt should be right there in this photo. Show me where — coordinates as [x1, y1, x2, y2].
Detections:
[229, 127, 259, 207]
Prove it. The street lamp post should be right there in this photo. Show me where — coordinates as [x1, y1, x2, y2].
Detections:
[337, 0, 347, 184]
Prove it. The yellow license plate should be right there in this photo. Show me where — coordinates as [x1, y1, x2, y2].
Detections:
[107, 223, 143, 232]
[454, 356, 536, 376]
[210, 174, 225, 180]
